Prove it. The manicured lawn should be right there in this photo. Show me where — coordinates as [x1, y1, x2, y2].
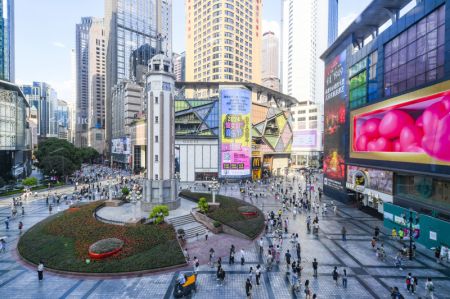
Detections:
[180, 190, 264, 239]
[17, 201, 185, 273]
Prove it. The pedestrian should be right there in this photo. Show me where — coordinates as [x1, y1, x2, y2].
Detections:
[398, 228, 404, 242]
[371, 237, 377, 250]
[0, 238, 6, 253]
[209, 248, 215, 268]
[285, 249, 292, 271]
[425, 277, 434, 299]
[411, 276, 417, 294]
[259, 237, 264, 255]
[312, 258, 318, 277]
[296, 242, 301, 261]
[218, 268, 225, 286]
[21, 206, 25, 216]
[245, 278, 253, 299]
[248, 266, 254, 282]
[255, 264, 261, 285]
[18, 221, 23, 234]
[304, 279, 311, 299]
[49, 204, 53, 214]
[193, 256, 199, 274]
[406, 273, 412, 293]
[374, 226, 380, 240]
[4, 217, 9, 230]
[392, 228, 397, 240]
[341, 226, 347, 241]
[342, 268, 348, 288]
[266, 250, 273, 271]
[183, 248, 190, 262]
[37, 260, 44, 281]
[434, 246, 441, 264]
[205, 231, 209, 241]
[332, 266, 339, 286]
[240, 248, 245, 265]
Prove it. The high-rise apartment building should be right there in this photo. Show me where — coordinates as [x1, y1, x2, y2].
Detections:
[87, 18, 106, 155]
[75, 17, 93, 147]
[105, 0, 172, 158]
[185, 0, 262, 84]
[0, 0, 14, 82]
[173, 52, 185, 82]
[282, 0, 338, 166]
[261, 31, 280, 91]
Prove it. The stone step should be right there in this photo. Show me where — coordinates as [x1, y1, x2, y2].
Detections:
[184, 225, 207, 239]
[168, 214, 196, 227]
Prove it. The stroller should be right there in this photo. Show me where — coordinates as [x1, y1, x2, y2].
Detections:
[173, 272, 197, 298]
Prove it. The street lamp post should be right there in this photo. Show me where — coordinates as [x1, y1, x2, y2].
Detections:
[409, 208, 414, 260]
[209, 178, 220, 204]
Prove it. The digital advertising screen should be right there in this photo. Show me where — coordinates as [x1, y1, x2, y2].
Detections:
[293, 129, 317, 150]
[323, 50, 347, 191]
[112, 137, 131, 155]
[350, 81, 450, 167]
[219, 88, 251, 177]
[347, 165, 394, 195]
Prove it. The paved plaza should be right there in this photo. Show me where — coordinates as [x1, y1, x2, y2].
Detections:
[0, 180, 449, 299]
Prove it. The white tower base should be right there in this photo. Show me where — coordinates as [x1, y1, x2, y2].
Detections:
[141, 179, 180, 212]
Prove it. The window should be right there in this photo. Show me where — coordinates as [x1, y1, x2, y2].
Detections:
[349, 63, 367, 109]
[155, 97, 159, 104]
[368, 51, 378, 101]
[155, 155, 159, 162]
[155, 116, 159, 123]
[155, 135, 158, 143]
[384, 5, 445, 97]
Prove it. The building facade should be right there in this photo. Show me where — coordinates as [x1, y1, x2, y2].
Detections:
[75, 17, 93, 147]
[87, 18, 106, 154]
[0, 0, 14, 82]
[185, 0, 262, 84]
[281, 0, 338, 166]
[173, 52, 186, 82]
[321, 0, 450, 248]
[0, 80, 31, 180]
[261, 31, 280, 91]
[105, 0, 172, 158]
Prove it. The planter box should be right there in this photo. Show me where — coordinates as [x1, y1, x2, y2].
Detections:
[104, 200, 123, 207]
[191, 209, 222, 234]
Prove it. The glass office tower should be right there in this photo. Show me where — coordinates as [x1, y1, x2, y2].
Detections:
[0, 0, 14, 82]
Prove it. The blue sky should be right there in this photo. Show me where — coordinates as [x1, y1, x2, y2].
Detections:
[15, 0, 371, 101]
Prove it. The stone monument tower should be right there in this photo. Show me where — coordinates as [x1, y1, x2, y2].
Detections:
[142, 54, 179, 211]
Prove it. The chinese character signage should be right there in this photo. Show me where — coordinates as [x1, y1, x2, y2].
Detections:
[219, 88, 251, 177]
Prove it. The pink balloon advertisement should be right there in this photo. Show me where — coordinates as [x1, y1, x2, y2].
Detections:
[352, 90, 450, 164]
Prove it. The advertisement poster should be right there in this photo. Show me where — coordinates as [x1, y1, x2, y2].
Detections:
[112, 137, 131, 155]
[293, 129, 317, 149]
[351, 87, 450, 166]
[347, 166, 394, 194]
[220, 89, 251, 177]
[323, 50, 347, 191]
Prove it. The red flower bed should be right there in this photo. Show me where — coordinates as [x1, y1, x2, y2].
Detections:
[89, 247, 122, 259]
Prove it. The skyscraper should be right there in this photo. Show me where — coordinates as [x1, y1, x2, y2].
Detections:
[0, 0, 14, 82]
[261, 31, 280, 91]
[282, 0, 338, 167]
[173, 52, 185, 82]
[75, 17, 93, 147]
[105, 0, 172, 158]
[87, 18, 106, 155]
[185, 0, 262, 84]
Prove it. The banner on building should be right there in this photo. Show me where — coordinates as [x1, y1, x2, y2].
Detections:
[219, 88, 251, 177]
[112, 137, 131, 155]
[293, 129, 317, 149]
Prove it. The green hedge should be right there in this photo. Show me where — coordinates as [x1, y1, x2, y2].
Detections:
[180, 190, 264, 239]
[18, 202, 185, 273]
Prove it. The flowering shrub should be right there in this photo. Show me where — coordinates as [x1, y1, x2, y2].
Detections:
[17, 202, 185, 273]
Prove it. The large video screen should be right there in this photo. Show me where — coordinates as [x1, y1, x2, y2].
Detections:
[323, 50, 347, 191]
[293, 129, 317, 150]
[351, 82, 450, 166]
[112, 137, 131, 155]
[219, 88, 251, 177]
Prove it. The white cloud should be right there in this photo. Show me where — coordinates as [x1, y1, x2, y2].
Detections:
[338, 12, 358, 35]
[52, 41, 66, 48]
[262, 19, 280, 38]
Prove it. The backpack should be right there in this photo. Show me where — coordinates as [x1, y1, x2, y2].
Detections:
[427, 283, 434, 291]
[332, 270, 338, 279]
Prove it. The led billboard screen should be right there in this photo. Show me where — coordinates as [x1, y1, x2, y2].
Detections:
[293, 129, 317, 149]
[219, 88, 251, 177]
[351, 81, 450, 166]
[112, 137, 131, 155]
[323, 50, 347, 191]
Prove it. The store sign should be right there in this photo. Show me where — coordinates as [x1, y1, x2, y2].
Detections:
[430, 231, 437, 241]
[353, 170, 366, 192]
[219, 88, 251, 177]
[347, 165, 393, 195]
[324, 50, 347, 191]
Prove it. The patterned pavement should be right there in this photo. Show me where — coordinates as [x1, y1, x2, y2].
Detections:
[0, 181, 449, 299]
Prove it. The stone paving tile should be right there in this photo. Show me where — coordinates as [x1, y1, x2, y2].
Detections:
[357, 275, 390, 295]
[268, 272, 293, 299]
[194, 273, 269, 298]
[306, 275, 375, 299]
[366, 267, 447, 278]
[320, 220, 367, 235]
[380, 277, 450, 299]
[65, 280, 102, 299]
